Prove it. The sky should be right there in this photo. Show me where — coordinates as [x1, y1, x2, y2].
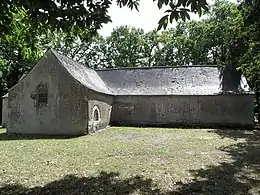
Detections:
[98, 0, 237, 37]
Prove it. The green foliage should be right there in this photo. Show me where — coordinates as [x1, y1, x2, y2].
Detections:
[0, 5, 98, 97]
[158, 0, 209, 30]
[0, 7, 43, 97]
[0, 0, 208, 39]
[142, 30, 161, 67]
[107, 26, 144, 67]
[238, 0, 260, 91]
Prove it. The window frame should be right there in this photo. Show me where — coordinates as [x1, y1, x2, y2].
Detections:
[36, 83, 48, 107]
[92, 105, 101, 122]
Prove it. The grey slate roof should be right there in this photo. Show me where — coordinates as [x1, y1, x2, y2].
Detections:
[52, 51, 113, 95]
[50, 50, 252, 96]
[97, 67, 252, 95]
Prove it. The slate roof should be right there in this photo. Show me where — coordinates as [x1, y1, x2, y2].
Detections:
[53, 51, 113, 95]
[51, 50, 252, 96]
[97, 67, 252, 95]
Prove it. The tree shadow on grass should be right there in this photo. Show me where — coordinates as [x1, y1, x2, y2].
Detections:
[172, 129, 260, 195]
[0, 172, 162, 195]
[208, 128, 260, 141]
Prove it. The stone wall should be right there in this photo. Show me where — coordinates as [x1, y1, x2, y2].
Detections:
[111, 95, 254, 128]
[6, 54, 71, 134]
[87, 91, 113, 133]
[7, 52, 113, 135]
[1, 95, 8, 127]
[8, 53, 60, 134]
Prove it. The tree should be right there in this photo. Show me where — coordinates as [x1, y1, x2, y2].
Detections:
[0, 0, 209, 35]
[238, 0, 260, 117]
[38, 29, 93, 64]
[107, 26, 144, 67]
[157, 1, 246, 68]
[152, 25, 201, 66]
[82, 36, 116, 69]
[142, 30, 161, 67]
[0, 0, 209, 73]
[0, 7, 43, 97]
[238, 0, 260, 91]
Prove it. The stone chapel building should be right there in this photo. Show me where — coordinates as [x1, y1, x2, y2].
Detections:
[3, 50, 254, 135]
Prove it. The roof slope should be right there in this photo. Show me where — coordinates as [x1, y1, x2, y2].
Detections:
[97, 66, 252, 95]
[52, 51, 113, 95]
[48, 50, 252, 96]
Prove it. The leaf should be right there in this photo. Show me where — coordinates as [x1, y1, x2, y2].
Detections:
[165, 9, 172, 13]
[180, 11, 186, 21]
[157, 15, 168, 31]
[180, 8, 190, 12]
[198, 0, 209, 11]
[163, 18, 168, 30]
[170, 11, 179, 23]
[158, 0, 163, 9]
[169, 2, 176, 9]
[134, 3, 139, 11]
[186, 0, 192, 6]
[176, 0, 184, 7]
[190, 0, 197, 12]
[170, 12, 175, 23]
[197, 6, 202, 17]
[201, 4, 209, 11]
[182, 10, 191, 20]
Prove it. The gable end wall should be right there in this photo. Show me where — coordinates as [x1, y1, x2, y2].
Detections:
[7, 53, 90, 135]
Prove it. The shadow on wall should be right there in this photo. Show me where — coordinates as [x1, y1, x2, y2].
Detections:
[219, 66, 243, 92]
[1, 129, 260, 195]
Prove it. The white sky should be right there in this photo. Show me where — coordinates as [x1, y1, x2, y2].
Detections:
[98, 0, 237, 37]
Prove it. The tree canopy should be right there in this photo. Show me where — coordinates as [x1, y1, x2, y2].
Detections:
[0, 0, 209, 35]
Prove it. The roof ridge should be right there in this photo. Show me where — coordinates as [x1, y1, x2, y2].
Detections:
[51, 50, 94, 71]
[96, 65, 222, 71]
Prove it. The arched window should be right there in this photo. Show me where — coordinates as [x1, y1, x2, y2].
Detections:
[94, 109, 99, 121]
[93, 106, 100, 121]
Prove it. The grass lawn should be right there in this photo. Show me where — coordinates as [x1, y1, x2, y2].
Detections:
[0, 127, 259, 195]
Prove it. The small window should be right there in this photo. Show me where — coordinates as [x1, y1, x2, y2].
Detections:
[93, 105, 100, 121]
[38, 92, 48, 104]
[94, 109, 99, 121]
[36, 83, 48, 107]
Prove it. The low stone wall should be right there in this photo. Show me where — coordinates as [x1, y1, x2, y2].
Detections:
[111, 94, 254, 128]
[87, 91, 113, 134]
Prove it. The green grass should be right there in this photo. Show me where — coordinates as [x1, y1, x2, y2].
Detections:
[0, 127, 259, 194]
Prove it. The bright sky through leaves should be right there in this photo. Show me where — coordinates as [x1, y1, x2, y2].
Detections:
[99, 0, 238, 36]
